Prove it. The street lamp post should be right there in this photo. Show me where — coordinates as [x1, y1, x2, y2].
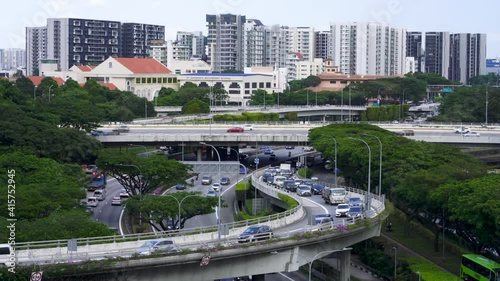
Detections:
[128, 144, 148, 155]
[117, 164, 143, 224]
[48, 84, 54, 103]
[321, 135, 337, 188]
[348, 137, 372, 213]
[200, 142, 222, 243]
[485, 87, 489, 126]
[163, 194, 198, 229]
[341, 89, 344, 121]
[393, 246, 398, 280]
[33, 85, 37, 101]
[348, 88, 352, 122]
[362, 134, 382, 197]
[315, 91, 318, 106]
[416, 271, 421, 281]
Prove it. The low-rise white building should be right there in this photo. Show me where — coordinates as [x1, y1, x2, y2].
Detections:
[295, 58, 324, 80]
[179, 73, 274, 106]
[167, 60, 211, 74]
[244, 66, 288, 93]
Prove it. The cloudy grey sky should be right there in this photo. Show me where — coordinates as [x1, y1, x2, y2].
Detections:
[1, 0, 499, 57]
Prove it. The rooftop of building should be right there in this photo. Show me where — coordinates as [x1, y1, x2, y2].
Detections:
[181, 73, 272, 77]
[113, 58, 172, 74]
[27, 76, 65, 86]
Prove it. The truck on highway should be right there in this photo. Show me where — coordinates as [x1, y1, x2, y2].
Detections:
[83, 165, 107, 191]
[280, 163, 292, 177]
[322, 187, 347, 205]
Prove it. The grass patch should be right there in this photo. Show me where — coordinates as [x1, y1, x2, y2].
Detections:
[383, 212, 462, 276]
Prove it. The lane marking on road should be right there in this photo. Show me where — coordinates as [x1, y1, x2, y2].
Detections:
[301, 197, 329, 214]
[278, 272, 295, 281]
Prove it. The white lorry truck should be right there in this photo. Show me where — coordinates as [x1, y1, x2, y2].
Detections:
[453, 127, 471, 134]
[322, 187, 347, 205]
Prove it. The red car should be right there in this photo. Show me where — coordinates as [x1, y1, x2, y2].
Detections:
[227, 127, 244, 133]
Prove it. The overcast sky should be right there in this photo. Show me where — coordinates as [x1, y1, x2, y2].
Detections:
[1, 0, 499, 57]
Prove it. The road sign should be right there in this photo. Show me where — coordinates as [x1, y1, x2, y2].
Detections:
[30, 272, 43, 281]
[200, 255, 211, 266]
[67, 239, 77, 252]
[254, 158, 260, 164]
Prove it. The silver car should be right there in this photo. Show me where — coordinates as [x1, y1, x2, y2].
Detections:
[135, 239, 180, 256]
[296, 185, 312, 197]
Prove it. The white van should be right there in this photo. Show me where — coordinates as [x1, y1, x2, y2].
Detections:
[94, 189, 106, 201]
[0, 244, 13, 266]
[273, 176, 287, 188]
[87, 197, 98, 207]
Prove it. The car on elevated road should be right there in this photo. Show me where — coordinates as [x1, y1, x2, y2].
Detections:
[135, 239, 180, 256]
[238, 225, 273, 243]
[227, 127, 244, 133]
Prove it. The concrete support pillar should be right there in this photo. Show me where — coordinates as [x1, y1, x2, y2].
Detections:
[338, 249, 351, 281]
[251, 274, 265, 281]
[196, 148, 202, 161]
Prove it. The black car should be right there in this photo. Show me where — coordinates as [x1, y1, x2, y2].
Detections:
[283, 180, 297, 192]
[220, 177, 230, 185]
[311, 183, 324, 195]
[269, 154, 278, 161]
[238, 225, 273, 243]
[175, 183, 187, 190]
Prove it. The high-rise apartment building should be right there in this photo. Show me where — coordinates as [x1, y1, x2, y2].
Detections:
[26, 18, 165, 75]
[264, 25, 287, 68]
[448, 33, 487, 84]
[406, 31, 423, 72]
[424, 32, 450, 77]
[121, 23, 165, 58]
[173, 31, 205, 61]
[330, 22, 407, 75]
[26, 26, 47, 75]
[284, 26, 316, 62]
[315, 31, 330, 60]
[243, 19, 267, 67]
[206, 14, 246, 72]
[148, 40, 168, 65]
[0, 48, 26, 70]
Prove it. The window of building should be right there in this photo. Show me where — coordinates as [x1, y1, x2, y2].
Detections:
[266, 82, 271, 88]
[162, 78, 167, 83]
[245, 90, 250, 94]
[108, 62, 112, 68]
[73, 20, 80, 26]
[252, 82, 257, 88]
[147, 78, 152, 84]
[173, 78, 178, 83]
[136, 78, 141, 84]
[141, 77, 146, 84]
[330, 80, 337, 84]
[245, 82, 250, 88]
[152, 78, 157, 84]
[167, 78, 172, 83]
[259, 82, 265, 88]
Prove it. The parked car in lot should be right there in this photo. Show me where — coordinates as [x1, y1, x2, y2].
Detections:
[227, 127, 244, 133]
[135, 239, 180, 256]
[297, 185, 312, 196]
[220, 177, 231, 185]
[346, 197, 363, 207]
[112, 125, 130, 133]
[243, 124, 253, 131]
[111, 196, 122, 206]
[238, 225, 273, 243]
[201, 175, 213, 185]
[464, 132, 480, 137]
[335, 204, 350, 217]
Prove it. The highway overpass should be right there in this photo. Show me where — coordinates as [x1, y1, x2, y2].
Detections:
[14, 169, 386, 281]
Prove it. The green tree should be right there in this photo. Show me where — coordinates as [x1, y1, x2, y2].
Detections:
[96, 149, 191, 197]
[249, 89, 274, 106]
[182, 98, 209, 114]
[303, 75, 321, 87]
[125, 191, 220, 230]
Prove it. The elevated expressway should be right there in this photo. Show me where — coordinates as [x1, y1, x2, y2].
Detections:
[15, 170, 386, 281]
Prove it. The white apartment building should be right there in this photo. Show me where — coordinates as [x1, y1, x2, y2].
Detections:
[243, 19, 267, 67]
[405, 57, 416, 74]
[284, 26, 316, 62]
[330, 22, 407, 76]
[149, 40, 168, 65]
[0, 48, 26, 70]
[26, 26, 47, 75]
[172, 31, 205, 61]
[295, 58, 324, 80]
[206, 14, 246, 71]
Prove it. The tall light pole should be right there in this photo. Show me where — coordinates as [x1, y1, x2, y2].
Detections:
[200, 142, 222, 243]
[117, 164, 143, 224]
[341, 89, 344, 121]
[33, 85, 37, 101]
[362, 134, 382, 197]
[416, 271, 421, 281]
[128, 144, 148, 155]
[485, 87, 489, 126]
[392, 246, 398, 280]
[348, 88, 352, 122]
[48, 84, 54, 103]
[348, 137, 371, 213]
[144, 97, 148, 120]
[315, 91, 318, 106]
[163, 194, 198, 229]
[209, 85, 213, 136]
[321, 134, 337, 188]
[307, 90, 309, 106]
